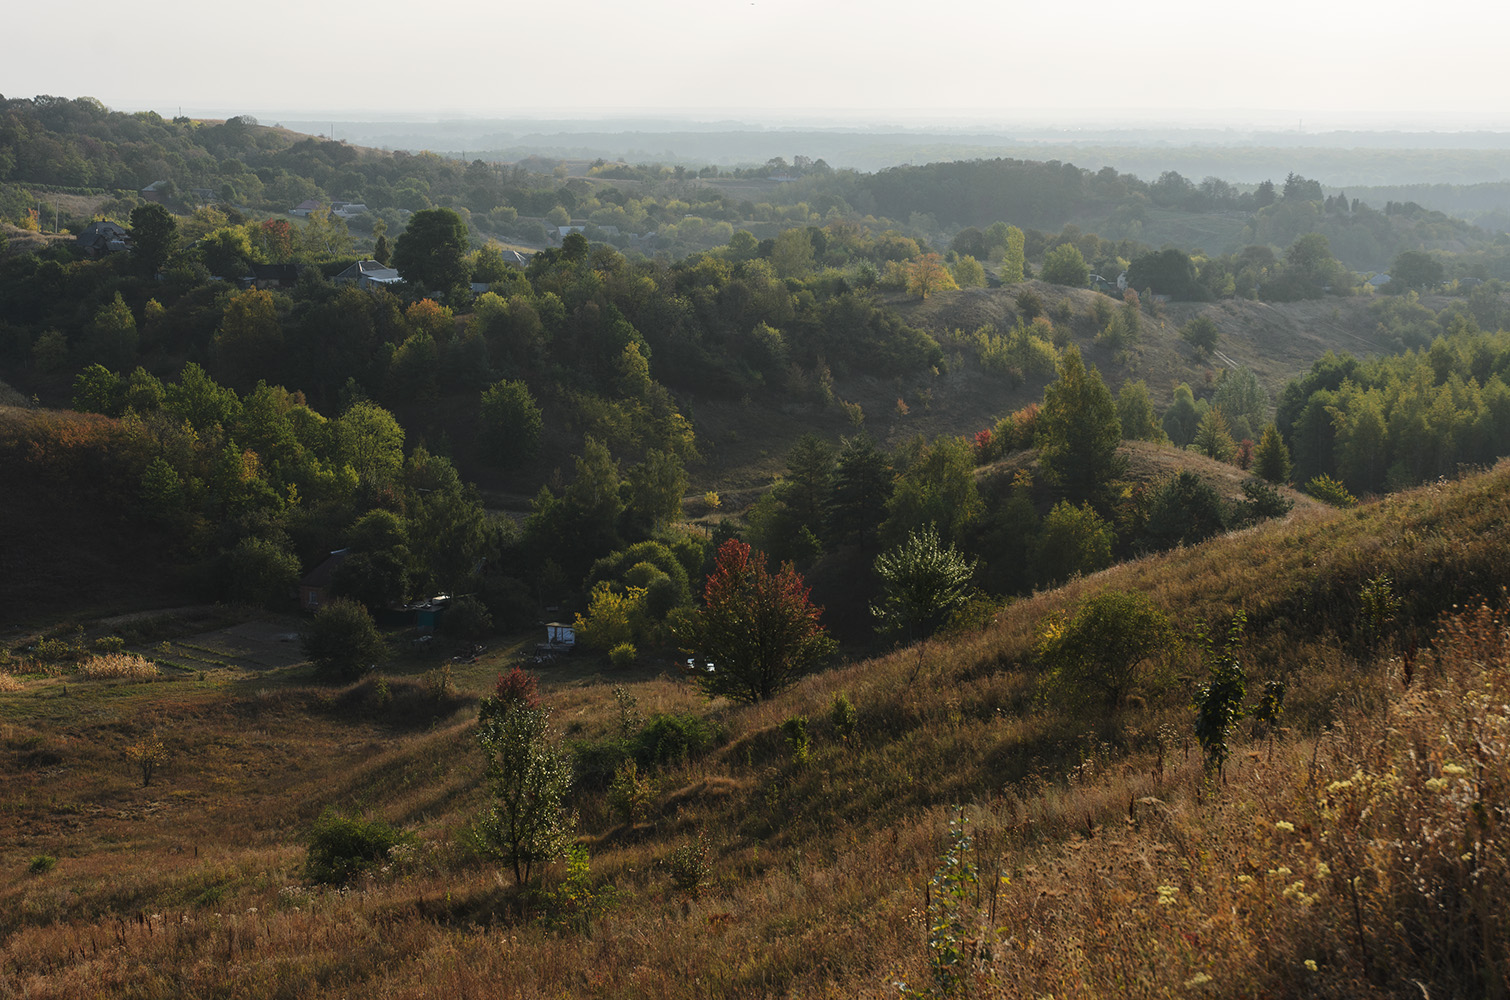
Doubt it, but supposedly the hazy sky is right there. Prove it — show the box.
[8,0,1510,129]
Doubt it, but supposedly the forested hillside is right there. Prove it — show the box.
[9,94,1510,654]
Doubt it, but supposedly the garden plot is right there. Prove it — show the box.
[145,621,308,675]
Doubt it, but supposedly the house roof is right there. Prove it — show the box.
[250,263,300,281]
[333,260,400,283]
[82,221,128,237]
[299,549,349,589]
[293,199,323,211]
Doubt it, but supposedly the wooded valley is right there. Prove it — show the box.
[2,94,1508,999]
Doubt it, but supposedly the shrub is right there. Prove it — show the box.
[1141,471,1228,550]
[440,595,492,639]
[33,633,83,663]
[1305,473,1357,507]
[490,666,540,711]
[1014,289,1044,320]
[574,584,645,651]
[541,844,614,933]
[223,537,300,609]
[830,692,858,746]
[1192,614,1247,780]
[780,715,810,765]
[1180,314,1220,354]
[1040,590,1178,708]
[570,737,632,790]
[92,635,125,654]
[1034,500,1113,586]
[608,642,637,668]
[124,730,169,786]
[634,713,718,769]
[915,813,993,997]
[607,758,655,824]
[303,809,414,885]
[1237,477,1294,525]
[302,598,387,681]
[666,836,710,897]
[1357,573,1400,651]
[421,663,455,700]
[28,855,57,875]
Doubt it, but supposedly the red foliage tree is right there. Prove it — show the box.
[682,539,836,703]
[494,666,541,709]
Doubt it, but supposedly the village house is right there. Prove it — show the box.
[333,259,402,288]
[243,263,302,290]
[76,221,132,257]
[298,549,349,611]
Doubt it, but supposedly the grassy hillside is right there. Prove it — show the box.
[3,459,1508,998]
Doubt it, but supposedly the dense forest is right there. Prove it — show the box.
[8,94,1510,642]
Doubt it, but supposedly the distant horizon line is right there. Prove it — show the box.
[62,99,1510,135]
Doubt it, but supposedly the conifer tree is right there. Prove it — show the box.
[1193,406,1239,463]
[1254,424,1292,483]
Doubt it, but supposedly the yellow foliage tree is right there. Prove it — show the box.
[405,298,455,341]
[574,585,647,650]
[906,253,959,300]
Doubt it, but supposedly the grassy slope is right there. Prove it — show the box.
[3,461,1509,998]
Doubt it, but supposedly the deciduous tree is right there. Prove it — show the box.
[998,224,1026,283]
[214,288,284,389]
[392,207,471,295]
[301,598,387,680]
[680,539,835,704]
[1390,250,1443,292]
[1116,380,1166,443]
[1040,243,1089,287]
[1036,345,1123,498]
[1041,589,1176,708]
[129,202,177,272]
[478,379,542,466]
[906,253,958,299]
[475,677,573,886]
[871,525,977,645]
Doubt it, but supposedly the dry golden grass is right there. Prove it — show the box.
[3,463,1510,997]
[76,652,159,680]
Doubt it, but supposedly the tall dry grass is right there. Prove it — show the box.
[76,652,159,680]
[3,464,1510,997]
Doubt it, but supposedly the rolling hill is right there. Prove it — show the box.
[2,456,1507,998]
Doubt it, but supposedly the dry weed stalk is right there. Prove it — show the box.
[78,652,159,680]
